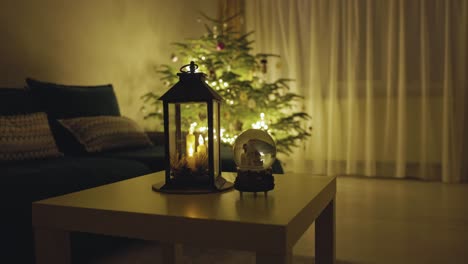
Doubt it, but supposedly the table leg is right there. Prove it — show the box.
[161,243,183,264]
[256,250,293,264]
[34,228,71,264]
[315,198,336,264]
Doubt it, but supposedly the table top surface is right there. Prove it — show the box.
[33,171,336,227]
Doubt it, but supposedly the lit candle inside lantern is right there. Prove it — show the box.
[188,145,195,157]
[187,145,195,169]
[186,124,196,157]
[197,134,206,155]
[186,123,196,170]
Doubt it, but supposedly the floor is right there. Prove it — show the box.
[85,176,468,264]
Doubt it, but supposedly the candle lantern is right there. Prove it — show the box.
[152,61,233,193]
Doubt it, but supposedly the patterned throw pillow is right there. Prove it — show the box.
[58,116,153,153]
[0,112,63,161]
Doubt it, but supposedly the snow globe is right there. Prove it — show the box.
[233,129,276,194]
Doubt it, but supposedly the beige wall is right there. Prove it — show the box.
[0,0,217,127]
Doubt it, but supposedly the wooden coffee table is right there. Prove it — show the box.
[33,171,336,264]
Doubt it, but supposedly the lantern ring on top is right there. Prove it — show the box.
[179,61,198,74]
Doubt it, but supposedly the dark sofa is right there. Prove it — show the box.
[0,84,156,263]
[1,80,283,263]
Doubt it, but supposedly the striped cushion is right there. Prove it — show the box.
[0,112,63,161]
[58,116,153,153]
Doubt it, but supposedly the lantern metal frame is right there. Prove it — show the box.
[152,61,233,194]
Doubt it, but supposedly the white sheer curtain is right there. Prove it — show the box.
[245,0,467,182]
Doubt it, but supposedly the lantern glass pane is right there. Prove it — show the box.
[170,102,210,184]
[167,103,178,175]
[213,101,220,177]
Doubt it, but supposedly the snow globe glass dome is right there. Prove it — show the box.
[233,129,277,171]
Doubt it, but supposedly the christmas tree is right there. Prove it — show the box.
[141,14,310,154]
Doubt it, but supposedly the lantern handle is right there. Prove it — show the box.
[180,61,198,73]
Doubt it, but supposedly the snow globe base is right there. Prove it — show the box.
[234,168,275,195]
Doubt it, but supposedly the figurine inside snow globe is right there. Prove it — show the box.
[233,129,276,195]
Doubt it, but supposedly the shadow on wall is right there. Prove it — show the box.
[0,29,50,87]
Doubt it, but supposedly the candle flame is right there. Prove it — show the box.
[198,134,204,145]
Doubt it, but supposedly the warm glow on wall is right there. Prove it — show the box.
[0,0,218,127]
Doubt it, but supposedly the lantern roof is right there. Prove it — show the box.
[159,62,223,103]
